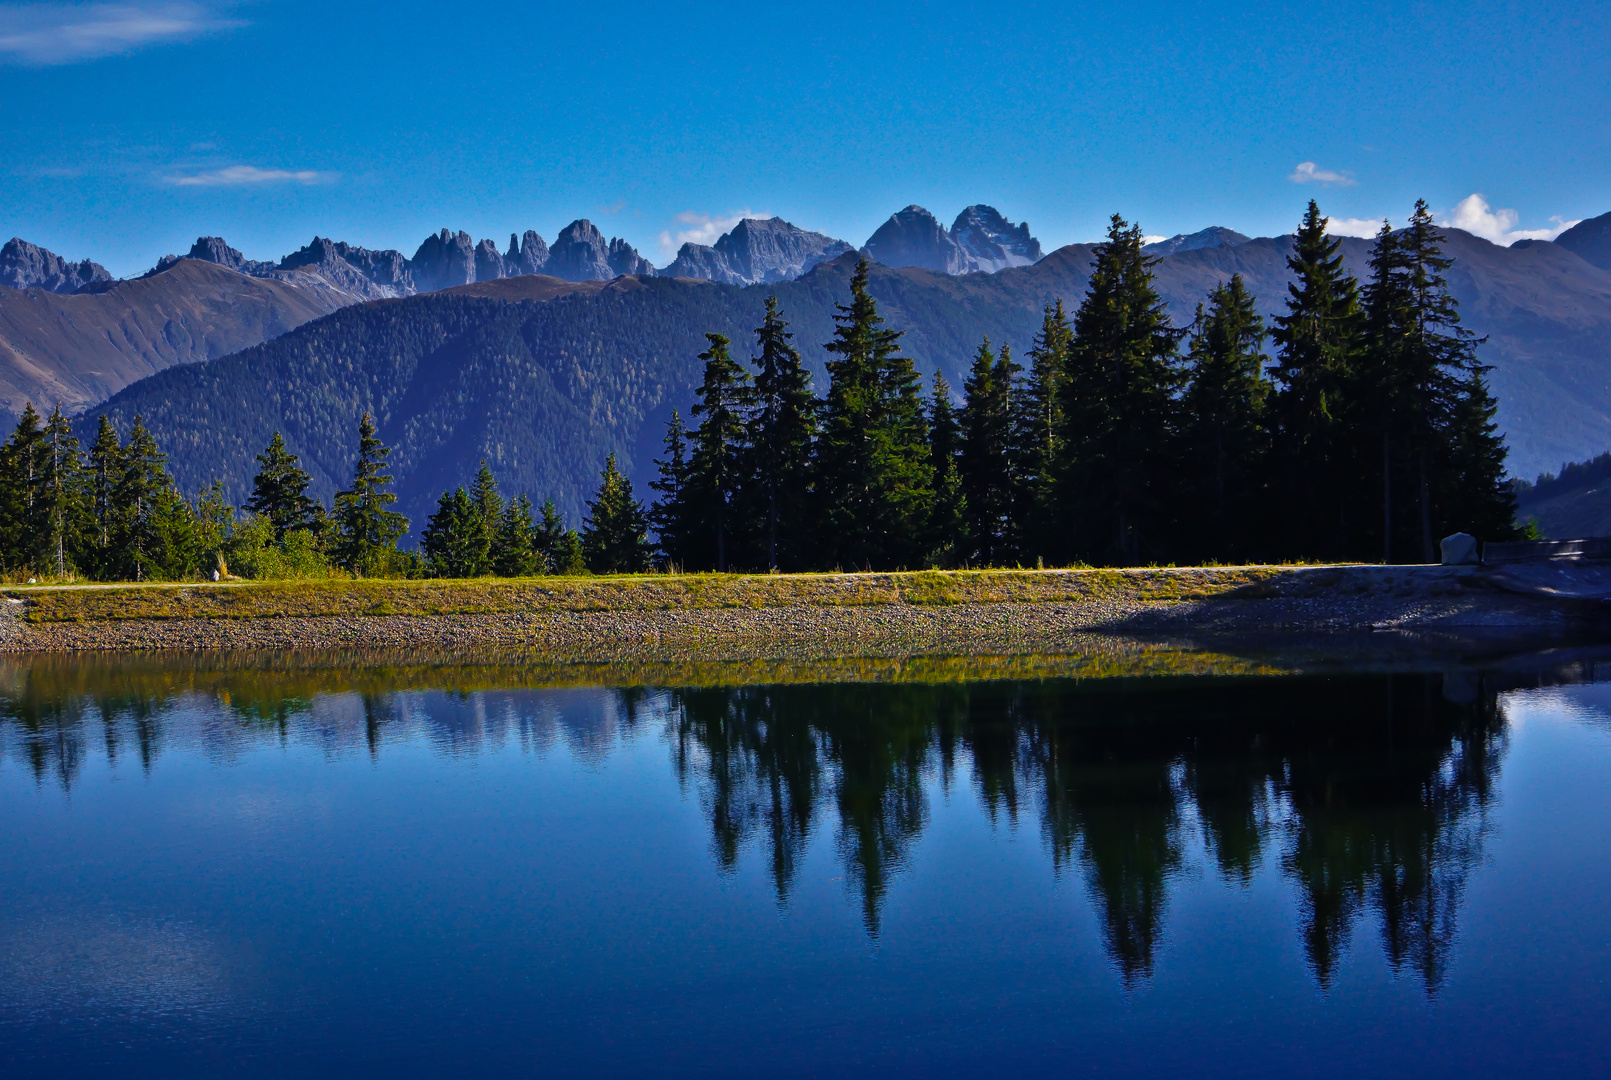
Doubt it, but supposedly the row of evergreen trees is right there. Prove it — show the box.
[646,199,1517,570]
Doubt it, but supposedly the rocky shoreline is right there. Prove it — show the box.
[1,565,1600,658]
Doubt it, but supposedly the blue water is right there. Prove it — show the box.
[2,655,1609,1077]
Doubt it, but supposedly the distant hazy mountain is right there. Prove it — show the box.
[863,204,1043,274]
[1555,210,1611,272]
[88,226,1611,529]
[0,238,113,294]
[1142,227,1251,257]
[660,217,854,284]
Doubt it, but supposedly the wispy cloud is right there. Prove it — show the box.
[165,164,333,187]
[657,209,764,258]
[0,1,242,66]
[1289,161,1357,187]
[1442,194,1579,246]
[1323,216,1387,239]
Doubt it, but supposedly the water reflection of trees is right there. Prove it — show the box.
[0,658,1544,992]
[662,673,1510,992]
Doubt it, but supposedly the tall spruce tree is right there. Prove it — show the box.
[686,333,754,571]
[332,413,409,575]
[536,498,584,574]
[111,415,191,581]
[421,487,486,577]
[40,406,88,577]
[1179,276,1272,560]
[469,461,504,566]
[746,296,817,570]
[926,371,966,566]
[648,410,693,569]
[959,338,1020,565]
[494,494,541,576]
[1054,215,1185,564]
[1269,200,1365,559]
[1,404,46,573]
[1012,302,1072,559]
[815,258,931,569]
[582,453,650,573]
[86,415,122,577]
[245,432,318,541]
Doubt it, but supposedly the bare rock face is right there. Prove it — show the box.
[0,237,113,293]
[474,238,507,282]
[540,221,654,281]
[864,206,972,274]
[1143,227,1251,257]
[506,230,549,276]
[660,217,853,284]
[409,229,478,292]
[951,205,1041,272]
[279,237,415,298]
[149,236,277,278]
[608,237,655,277]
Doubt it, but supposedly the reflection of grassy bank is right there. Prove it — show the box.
[0,643,1289,703]
[9,566,1294,623]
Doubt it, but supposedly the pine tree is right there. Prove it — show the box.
[959,337,1020,565]
[332,413,409,575]
[926,371,966,566]
[469,461,504,569]
[86,415,122,577]
[40,406,89,578]
[536,498,585,574]
[582,453,650,573]
[686,333,754,571]
[648,410,693,569]
[746,296,817,570]
[246,432,318,541]
[1179,276,1272,560]
[110,415,187,581]
[1,404,46,573]
[1054,215,1185,564]
[1269,200,1365,559]
[494,494,541,576]
[815,258,931,569]
[422,487,486,577]
[1012,302,1072,558]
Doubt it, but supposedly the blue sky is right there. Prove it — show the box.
[1,0,1607,277]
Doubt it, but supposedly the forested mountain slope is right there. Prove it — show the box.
[87,231,1611,530]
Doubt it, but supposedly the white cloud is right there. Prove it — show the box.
[1289,161,1357,187]
[1441,193,1580,247]
[1323,216,1386,239]
[165,165,333,187]
[657,209,764,258]
[0,2,241,66]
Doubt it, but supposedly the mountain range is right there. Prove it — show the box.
[5,204,1611,530]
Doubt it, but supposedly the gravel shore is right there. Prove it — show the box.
[1,565,1597,657]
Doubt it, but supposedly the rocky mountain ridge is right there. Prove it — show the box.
[862,204,1043,275]
[1,237,114,294]
[661,217,854,285]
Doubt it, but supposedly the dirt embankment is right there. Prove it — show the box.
[0,564,1597,657]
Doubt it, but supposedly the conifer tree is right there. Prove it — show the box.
[1012,302,1072,556]
[111,415,189,581]
[422,487,486,577]
[536,497,585,574]
[1054,215,1185,563]
[1269,200,1365,558]
[469,461,504,565]
[193,480,233,575]
[582,453,650,573]
[686,333,754,571]
[959,338,1020,565]
[332,413,409,575]
[86,415,122,576]
[245,432,318,541]
[815,258,931,569]
[1,404,46,572]
[648,410,693,569]
[926,371,966,566]
[40,406,88,577]
[494,494,541,576]
[1179,276,1272,560]
[746,296,817,570]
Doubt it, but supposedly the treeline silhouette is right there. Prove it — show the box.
[1,661,1515,993]
[637,200,1517,571]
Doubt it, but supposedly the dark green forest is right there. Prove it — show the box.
[0,201,1517,580]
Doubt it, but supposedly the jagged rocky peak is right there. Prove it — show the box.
[951,205,1041,272]
[151,236,277,277]
[661,217,854,285]
[279,237,416,299]
[0,237,113,294]
[542,220,654,282]
[1142,227,1252,257]
[409,229,477,292]
[474,238,507,282]
[1554,210,1611,272]
[506,230,549,276]
[864,205,971,275]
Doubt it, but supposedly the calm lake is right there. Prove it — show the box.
[2,645,1609,1078]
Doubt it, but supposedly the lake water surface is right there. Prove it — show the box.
[2,647,1609,1077]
